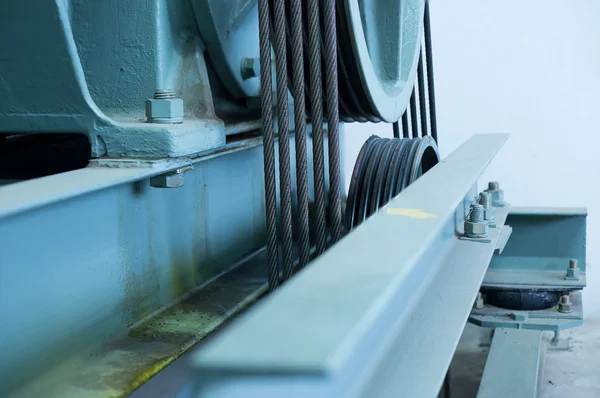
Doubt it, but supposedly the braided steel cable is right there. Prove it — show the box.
[392,121,400,139]
[257,0,279,291]
[322,0,343,243]
[409,90,418,138]
[417,51,428,137]
[306,0,328,255]
[289,0,310,269]
[272,0,294,281]
[424,0,438,143]
[401,112,409,138]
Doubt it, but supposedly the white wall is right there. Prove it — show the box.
[343,0,600,315]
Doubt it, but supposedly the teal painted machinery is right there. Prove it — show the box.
[0,1,586,398]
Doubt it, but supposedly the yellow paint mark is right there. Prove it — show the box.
[386,208,437,219]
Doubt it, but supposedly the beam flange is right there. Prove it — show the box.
[190,134,509,397]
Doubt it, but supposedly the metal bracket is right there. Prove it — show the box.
[469,291,583,331]
[482,207,587,290]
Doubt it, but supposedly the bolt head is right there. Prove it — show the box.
[464,220,489,238]
[484,187,504,206]
[558,301,573,313]
[241,57,260,79]
[558,295,573,313]
[565,267,581,280]
[475,296,484,309]
[146,98,184,124]
[150,173,184,188]
[488,181,500,190]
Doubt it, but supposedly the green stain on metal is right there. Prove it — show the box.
[10,252,268,398]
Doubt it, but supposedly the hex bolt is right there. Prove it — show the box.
[488,181,499,191]
[153,89,176,99]
[464,204,488,238]
[150,165,193,188]
[241,57,260,80]
[565,258,581,280]
[146,89,184,124]
[478,192,496,222]
[558,294,572,313]
[474,292,484,309]
[484,181,505,206]
[469,204,484,222]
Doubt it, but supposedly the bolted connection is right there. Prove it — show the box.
[150,166,193,188]
[241,57,260,80]
[146,89,184,124]
[565,258,581,280]
[464,204,488,238]
[474,292,484,309]
[558,294,572,313]
[469,204,484,223]
[478,192,496,222]
[488,181,500,191]
[153,89,176,99]
[484,181,504,206]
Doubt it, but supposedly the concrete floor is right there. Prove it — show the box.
[450,318,600,398]
[133,319,600,398]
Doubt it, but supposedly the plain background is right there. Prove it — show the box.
[343,0,600,318]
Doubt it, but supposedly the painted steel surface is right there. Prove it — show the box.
[0,147,266,396]
[0,0,225,157]
[484,208,587,289]
[189,134,508,397]
[477,329,544,398]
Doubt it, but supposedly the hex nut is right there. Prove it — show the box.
[241,57,260,80]
[474,292,484,309]
[558,295,572,313]
[484,188,504,206]
[146,98,184,124]
[150,173,184,188]
[566,267,580,279]
[464,220,488,238]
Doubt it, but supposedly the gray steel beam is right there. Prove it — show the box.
[190,134,509,398]
[0,143,268,396]
[477,328,544,398]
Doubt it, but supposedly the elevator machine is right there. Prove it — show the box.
[0,1,586,397]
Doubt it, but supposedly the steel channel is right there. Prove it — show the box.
[0,145,269,396]
[477,329,543,398]
[190,134,509,398]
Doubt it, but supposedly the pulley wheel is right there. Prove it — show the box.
[338,0,426,122]
[192,0,260,99]
[345,135,439,231]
